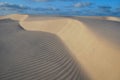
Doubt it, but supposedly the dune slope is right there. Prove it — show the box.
[21,16,120,80]
[58,17,120,80]
[0,19,89,80]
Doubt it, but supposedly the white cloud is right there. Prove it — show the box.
[0,2,30,10]
[31,0,79,2]
[73,2,92,8]
[32,0,50,2]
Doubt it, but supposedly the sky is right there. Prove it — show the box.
[0,0,120,16]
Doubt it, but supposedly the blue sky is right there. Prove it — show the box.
[0,0,120,16]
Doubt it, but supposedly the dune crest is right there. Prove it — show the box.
[0,14,28,21]
[105,17,120,22]
[72,16,120,22]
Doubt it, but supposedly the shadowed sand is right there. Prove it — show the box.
[0,14,120,80]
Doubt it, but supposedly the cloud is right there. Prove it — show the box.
[0,2,30,10]
[31,0,79,2]
[73,2,93,8]
[0,2,31,15]
[98,6,112,13]
[46,7,60,11]
[109,8,120,16]
[115,8,120,12]
[0,1,119,17]
[92,6,119,16]
[32,0,50,2]
[0,2,60,15]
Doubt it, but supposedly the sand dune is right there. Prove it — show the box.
[0,14,120,80]
[57,17,120,80]
[0,19,88,80]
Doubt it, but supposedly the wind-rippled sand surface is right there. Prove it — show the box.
[0,19,88,80]
[0,14,120,80]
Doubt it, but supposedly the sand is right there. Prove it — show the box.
[0,14,28,21]
[0,14,120,80]
[0,17,88,80]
